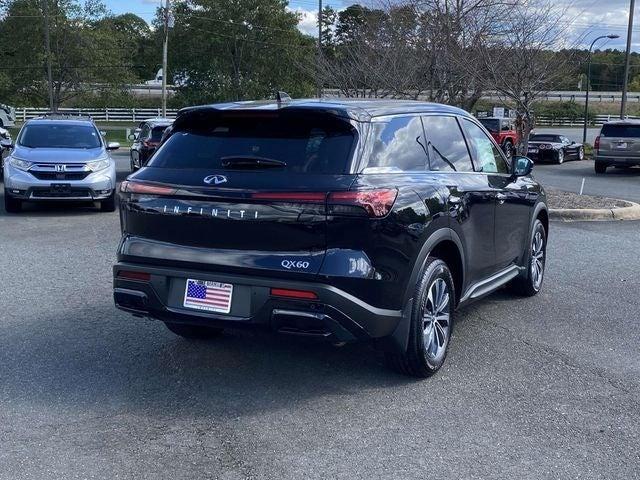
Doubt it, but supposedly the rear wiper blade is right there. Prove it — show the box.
[221,156,287,169]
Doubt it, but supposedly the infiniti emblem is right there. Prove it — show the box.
[203,174,227,185]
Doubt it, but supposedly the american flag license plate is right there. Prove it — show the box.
[183,279,233,313]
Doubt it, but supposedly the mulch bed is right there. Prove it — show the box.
[546,188,630,210]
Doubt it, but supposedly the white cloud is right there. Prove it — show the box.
[288,7,318,37]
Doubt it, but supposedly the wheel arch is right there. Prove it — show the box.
[383,228,465,354]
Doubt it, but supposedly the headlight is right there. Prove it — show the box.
[9,156,33,171]
[85,158,111,172]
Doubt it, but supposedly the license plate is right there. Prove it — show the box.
[183,279,233,313]
[529,148,538,154]
[616,142,628,150]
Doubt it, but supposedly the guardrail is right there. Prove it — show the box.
[15,107,179,122]
[534,114,640,127]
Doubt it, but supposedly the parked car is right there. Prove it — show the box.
[0,103,16,128]
[129,118,173,171]
[594,120,640,174]
[0,127,12,179]
[527,134,584,164]
[113,99,548,377]
[2,115,119,213]
[478,117,519,159]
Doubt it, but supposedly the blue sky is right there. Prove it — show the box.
[101,0,640,50]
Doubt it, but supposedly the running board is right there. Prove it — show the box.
[459,265,522,304]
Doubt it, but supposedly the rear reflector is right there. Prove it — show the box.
[117,270,151,282]
[270,288,318,300]
[120,181,176,196]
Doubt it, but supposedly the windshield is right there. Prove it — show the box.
[530,135,560,142]
[601,124,640,138]
[148,113,356,174]
[19,123,101,149]
[479,119,500,132]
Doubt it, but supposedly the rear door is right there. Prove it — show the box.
[423,114,497,284]
[599,123,640,159]
[121,110,359,278]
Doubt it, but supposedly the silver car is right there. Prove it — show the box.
[2,116,119,212]
[594,120,640,174]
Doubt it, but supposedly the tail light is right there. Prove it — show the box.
[327,189,398,217]
[250,188,398,218]
[594,135,600,150]
[120,180,176,195]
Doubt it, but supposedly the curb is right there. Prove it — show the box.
[549,202,640,222]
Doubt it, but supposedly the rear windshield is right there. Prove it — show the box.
[151,126,168,141]
[530,135,560,142]
[148,113,356,174]
[19,123,101,149]
[601,124,640,138]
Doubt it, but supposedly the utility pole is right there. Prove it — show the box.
[161,0,170,118]
[317,0,322,99]
[42,0,54,112]
[621,0,635,119]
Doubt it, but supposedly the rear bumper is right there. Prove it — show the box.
[595,154,640,166]
[113,262,406,347]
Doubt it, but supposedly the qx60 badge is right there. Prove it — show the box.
[203,174,227,185]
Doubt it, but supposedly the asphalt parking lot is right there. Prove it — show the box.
[1,152,639,479]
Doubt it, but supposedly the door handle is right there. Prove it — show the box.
[496,193,507,204]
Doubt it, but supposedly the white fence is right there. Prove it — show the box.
[15,107,179,122]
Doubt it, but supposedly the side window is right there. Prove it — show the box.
[422,115,473,172]
[361,115,428,172]
[462,119,510,174]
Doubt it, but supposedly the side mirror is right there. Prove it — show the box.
[127,133,136,141]
[100,131,107,137]
[106,142,120,151]
[1,139,14,150]
[513,155,533,177]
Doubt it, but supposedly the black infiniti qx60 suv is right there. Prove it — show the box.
[113,99,548,377]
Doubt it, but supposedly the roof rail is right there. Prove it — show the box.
[37,112,93,121]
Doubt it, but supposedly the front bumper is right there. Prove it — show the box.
[113,262,406,347]
[3,162,116,201]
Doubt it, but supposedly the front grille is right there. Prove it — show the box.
[30,171,91,181]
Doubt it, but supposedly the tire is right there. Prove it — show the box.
[502,140,514,160]
[4,189,21,213]
[556,149,564,164]
[577,147,584,161]
[164,322,224,339]
[386,257,455,377]
[594,162,607,174]
[510,219,546,297]
[99,191,116,212]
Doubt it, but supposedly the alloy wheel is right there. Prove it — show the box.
[422,278,451,361]
[530,229,545,290]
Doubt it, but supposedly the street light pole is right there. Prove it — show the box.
[621,0,635,119]
[317,0,323,98]
[161,0,170,118]
[583,34,619,144]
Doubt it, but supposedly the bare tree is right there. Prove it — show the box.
[479,0,577,154]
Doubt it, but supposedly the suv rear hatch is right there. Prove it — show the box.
[119,109,363,278]
[598,123,640,158]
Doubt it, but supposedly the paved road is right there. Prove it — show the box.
[1,154,640,479]
[533,159,640,203]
